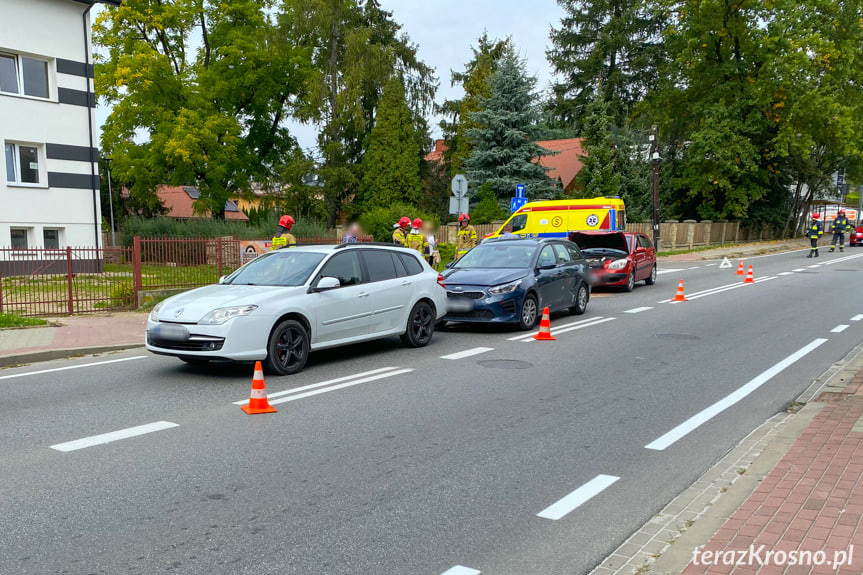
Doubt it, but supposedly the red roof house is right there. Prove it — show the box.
[156,186,249,221]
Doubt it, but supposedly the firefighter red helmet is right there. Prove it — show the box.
[458,213,470,222]
[279,215,295,228]
[412,218,423,228]
[811,213,820,219]
[398,216,411,228]
[838,210,846,216]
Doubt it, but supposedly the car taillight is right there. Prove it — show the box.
[437,273,446,289]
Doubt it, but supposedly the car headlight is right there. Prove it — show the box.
[488,280,521,295]
[198,305,259,325]
[149,301,164,322]
[607,258,629,270]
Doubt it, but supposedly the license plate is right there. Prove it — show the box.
[447,297,475,312]
[151,323,190,342]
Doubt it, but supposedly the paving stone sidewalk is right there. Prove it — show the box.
[680,369,863,575]
[659,239,810,263]
[0,312,146,360]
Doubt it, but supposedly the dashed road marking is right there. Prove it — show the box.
[778,272,793,276]
[512,317,617,342]
[50,421,179,452]
[537,475,620,520]
[0,356,148,381]
[852,315,863,322]
[657,269,685,275]
[441,567,481,575]
[233,367,400,405]
[624,307,653,314]
[507,317,605,341]
[687,266,701,270]
[645,338,828,451]
[705,263,717,267]
[831,325,850,333]
[792,269,806,272]
[808,264,821,268]
[441,347,494,360]
[268,368,414,405]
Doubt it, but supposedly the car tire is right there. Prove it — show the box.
[401,301,435,347]
[569,283,589,315]
[645,265,657,285]
[623,271,635,292]
[518,293,539,330]
[179,356,209,365]
[264,319,310,375]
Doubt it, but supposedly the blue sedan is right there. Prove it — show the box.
[441,237,591,330]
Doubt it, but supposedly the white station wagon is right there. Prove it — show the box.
[146,244,448,374]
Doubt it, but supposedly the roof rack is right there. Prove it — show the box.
[333,242,413,250]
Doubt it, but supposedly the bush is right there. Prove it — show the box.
[471,183,508,224]
[120,214,329,243]
[358,203,438,244]
[436,243,455,267]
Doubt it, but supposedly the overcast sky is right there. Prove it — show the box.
[94,0,566,155]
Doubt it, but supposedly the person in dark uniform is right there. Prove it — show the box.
[829,210,852,252]
[806,213,823,258]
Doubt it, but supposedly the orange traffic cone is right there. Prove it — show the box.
[736,260,745,275]
[533,307,556,341]
[241,361,277,414]
[743,265,755,284]
[672,279,688,302]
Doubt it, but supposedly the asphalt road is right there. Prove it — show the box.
[2,248,863,575]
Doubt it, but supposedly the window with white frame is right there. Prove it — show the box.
[43,228,60,249]
[0,53,49,99]
[5,142,42,185]
[10,228,29,249]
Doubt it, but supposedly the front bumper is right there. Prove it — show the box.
[850,234,863,246]
[145,316,269,361]
[442,287,522,324]
[589,267,629,286]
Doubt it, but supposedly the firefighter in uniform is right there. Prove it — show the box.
[271,215,296,250]
[829,210,852,252]
[455,213,477,259]
[806,213,823,258]
[392,216,410,246]
[406,218,428,255]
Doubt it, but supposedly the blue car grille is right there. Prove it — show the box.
[447,290,486,300]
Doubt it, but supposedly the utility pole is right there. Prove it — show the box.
[650,125,661,249]
[858,185,862,225]
[105,157,116,247]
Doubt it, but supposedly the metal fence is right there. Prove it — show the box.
[0,235,348,317]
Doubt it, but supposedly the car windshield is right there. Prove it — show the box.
[225,251,325,286]
[454,243,537,269]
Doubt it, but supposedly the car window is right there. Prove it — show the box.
[362,250,398,282]
[508,214,528,233]
[454,244,537,269]
[538,246,556,267]
[553,244,572,264]
[393,253,409,277]
[567,244,583,261]
[398,253,424,276]
[319,252,364,287]
[225,251,325,286]
[639,235,653,249]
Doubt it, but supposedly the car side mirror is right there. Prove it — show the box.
[538,263,556,271]
[312,276,341,292]
[636,247,647,253]
[445,261,455,269]
[218,275,227,284]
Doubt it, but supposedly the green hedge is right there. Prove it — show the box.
[120,214,329,243]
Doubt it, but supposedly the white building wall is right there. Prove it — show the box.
[0,0,102,249]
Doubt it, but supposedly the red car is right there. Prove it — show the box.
[570,231,657,291]
[850,226,863,247]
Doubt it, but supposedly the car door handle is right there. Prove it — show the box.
[358,292,370,298]
[401,281,412,286]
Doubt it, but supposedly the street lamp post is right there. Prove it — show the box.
[104,157,116,247]
[650,125,661,249]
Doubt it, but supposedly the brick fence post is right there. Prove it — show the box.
[133,236,143,296]
[667,221,679,250]
[684,219,697,250]
[216,236,223,278]
[66,246,74,314]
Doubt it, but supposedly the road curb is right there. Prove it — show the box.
[0,344,145,368]
[590,339,863,575]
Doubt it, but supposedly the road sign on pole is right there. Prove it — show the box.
[510,197,528,213]
[515,183,526,198]
[451,174,468,198]
[449,197,469,215]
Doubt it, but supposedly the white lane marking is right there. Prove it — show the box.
[831,325,850,333]
[269,369,414,405]
[441,347,494,360]
[441,567,481,575]
[808,264,821,268]
[657,298,671,304]
[50,421,178,452]
[624,307,653,314]
[852,315,863,322]
[512,317,617,342]
[233,367,399,405]
[537,475,620,520]
[687,266,701,270]
[793,269,806,272]
[0,356,147,381]
[657,269,685,275]
[666,276,776,303]
[645,338,828,451]
[822,252,863,265]
[705,263,717,267]
[778,272,793,276]
[507,317,603,341]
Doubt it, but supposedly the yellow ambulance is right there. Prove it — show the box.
[485,197,627,240]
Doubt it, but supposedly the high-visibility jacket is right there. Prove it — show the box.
[806,222,823,239]
[392,228,407,246]
[831,217,852,234]
[406,230,428,254]
[456,224,477,256]
[271,232,296,250]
